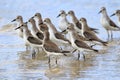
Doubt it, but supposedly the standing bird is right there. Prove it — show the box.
[42,30,68,64]
[32,13,48,32]
[67,23,98,60]
[99,7,120,40]
[43,18,71,47]
[79,18,107,46]
[15,23,43,58]
[11,16,30,50]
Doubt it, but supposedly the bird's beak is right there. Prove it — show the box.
[15,26,21,30]
[25,22,28,24]
[61,29,67,33]
[110,13,116,17]
[31,16,34,18]
[98,10,102,14]
[11,19,16,22]
[57,14,61,18]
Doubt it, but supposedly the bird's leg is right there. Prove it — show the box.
[81,51,85,61]
[25,44,30,51]
[110,30,113,40]
[26,45,28,51]
[72,49,77,53]
[77,51,80,60]
[36,47,39,54]
[107,30,110,41]
[55,57,58,64]
[25,44,31,51]
[83,54,86,61]
[48,56,51,64]
[32,49,36,59]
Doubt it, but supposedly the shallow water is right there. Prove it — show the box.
[0,0,120,80]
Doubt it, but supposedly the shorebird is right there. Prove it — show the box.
[32,13,48,32]
[67,23,98,60]
[11,16,30,50]
[79,17,107,46]
[15,23,43,58]
[11,15,24,38]
[99,7,120,40]
[43,18,71,47]
[110,10,120,25]
[57,10,70,33]
[67,10,98,35]
[42,30,69,64]
[27,18,44,41]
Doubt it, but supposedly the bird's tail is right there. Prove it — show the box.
[101,41,108,46]
[93,49,99,52]
[62,51,70,56]
[90,28,99,34]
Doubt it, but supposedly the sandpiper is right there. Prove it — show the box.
[43,18,71,47]
[42,30,69,64]
[67,23,98,60]
[67,10,98,35]
[99,7,120,40]
[27,18,44,41]
[57,10,70,33]
[12,16,30,50]
[79,17,107,46]
[32,13,48,32]
[110,10,120,25]
[15,23,43,58]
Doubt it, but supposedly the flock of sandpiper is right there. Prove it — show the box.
[11,7,120,64]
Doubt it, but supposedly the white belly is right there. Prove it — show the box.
[100,17,110,30]
[16,29,23,38]
[58,20,68,31]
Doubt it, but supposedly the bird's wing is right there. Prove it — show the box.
[74,40,91,49]
[43,41,61,53]
[40,24,48,31]
[83,31,98,41]
[55,32,70,43]
[27,36,42,45]
[75,21,82,29]
[36,32,44,40]
[109,20,120,28]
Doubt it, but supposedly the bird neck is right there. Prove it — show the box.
[59,16,69,25]
[71,15,78,23]
[23,27,31,38]
[118,17,120,22]
[68,30,74,42]
[44,31,50,41]
[36,16,43,24]
[81,22,87,32]
[30,22,38,32]
[46,23,58,33]
[17,19,23,26]
[102,10,110,20]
